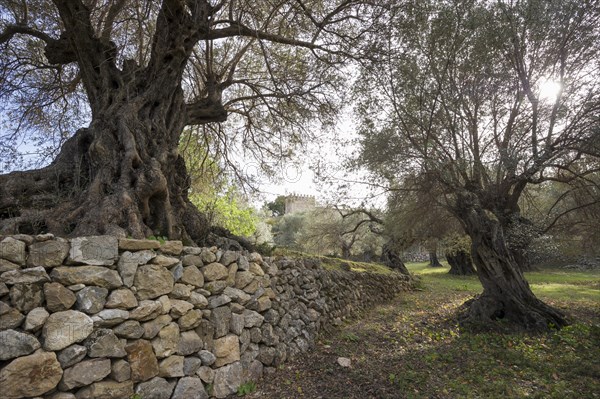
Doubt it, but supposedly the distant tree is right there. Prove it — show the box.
[443,234,476,276]
[271,213,306,251]
[298,207,382,259]
[265,196,287,217]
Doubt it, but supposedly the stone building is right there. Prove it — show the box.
[284,194,316,214]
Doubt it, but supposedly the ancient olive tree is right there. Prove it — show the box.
[0,0,374,241]
[355,0,600,329]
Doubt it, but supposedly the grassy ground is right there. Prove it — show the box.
[245,262,600,399]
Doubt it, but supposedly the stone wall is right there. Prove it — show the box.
[0,235,413,399]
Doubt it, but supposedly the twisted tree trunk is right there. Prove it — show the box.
[0,1,215,243]
[455,201,567,330]
[428,250,442,267]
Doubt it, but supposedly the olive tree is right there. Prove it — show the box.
[0,0,377,242]
[355,0,600,329]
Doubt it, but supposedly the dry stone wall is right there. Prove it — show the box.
[0,235,413,399]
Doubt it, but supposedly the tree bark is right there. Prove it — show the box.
[428,250,442,267]
[446,249,476,275]
[455,197,568,330]
[0,1,214,243]
[381,241,410,275]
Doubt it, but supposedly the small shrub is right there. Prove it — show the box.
[237,381,257,396]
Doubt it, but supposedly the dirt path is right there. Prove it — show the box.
[244,286,470,399]
[243,277,599,399]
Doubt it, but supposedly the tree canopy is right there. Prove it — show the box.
[0,0,381,240]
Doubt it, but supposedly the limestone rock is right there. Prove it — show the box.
[170,283,192,299]
[202,263,228,281]
[44,282,76,312]
[117,250,155,287]
[24,307,49,331]
[74,380,133,399]
[235,271,254,289]
[205,280,227,294]
[0,237,26,265]
[1,266,50,285]
[43,310,94,351]
[126,339,159,382]
[118,238,160,251]
[172,376,208,399]
[75,286,108,314]
[178,309,203,331]
[189,291,208,308]
[111,359,131,382]
[57,344,87,368]
[212,361,243,398]
[151,322,180,358]
[59,358,111,390]
[237,256,250,271]
[142,314,172,339]
[243,309,264,328]
[210,306,232,338]
[181,265,204,287]
[0,302,24,330]
[177,330,203,355]
[0,281,8,295]
[220,251,239,266]
[135,377,175,399]
[27,240,70,268]
[249,262,265,276]
[134,264,174,300]
[160,240,183,255]
[184,357,203,375]
[230,313,244,335]
[208,294,231,309]
[182,254,203,267]
[151,254,180,267]
[158,355,185,377]
[113,320,144,339]
[212,334,240,367]
[170,299,194,317]
[10,283,44,312]
[91,309,129,327]
[197,365,215,383]
[337,356,351,368]
[197,350,215,366]
[51,266,122,289]
[105,288,138,309]
[200,249,217,264]
[129,300,163,321]
[68,236,118,266]
[227,262,238,285]
[223,286,251,304]
[0,259,21,273]
[0,329,40,360]
[84,328,127,357]
[0,351,62,398]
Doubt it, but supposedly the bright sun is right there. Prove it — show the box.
[538,80,562,103]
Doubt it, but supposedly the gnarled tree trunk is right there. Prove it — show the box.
[455,200,567,330]
[428,249,442,267]
[0,1,214,243]
[381,240,410,275]
[446,249,476,275]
